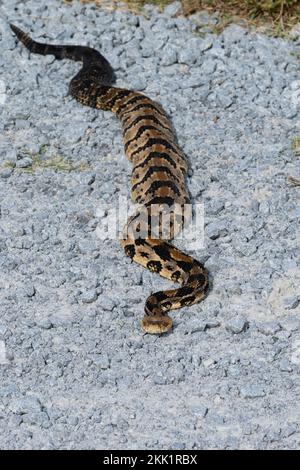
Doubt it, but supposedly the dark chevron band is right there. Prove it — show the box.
[129,137,183,160]
[131,165,180,192]
[144,180,181,197]
[133,151,178,170]
[122,102,168,122]
[123,113,171,136]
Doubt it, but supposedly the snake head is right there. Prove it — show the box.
[141,314,173,334]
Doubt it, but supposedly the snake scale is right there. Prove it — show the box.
[10,24,209,334]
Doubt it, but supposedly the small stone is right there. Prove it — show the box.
[281,425,298,438]
[127,15,139,27]
[0,168,13,178]
[10,396,42,414]
[100,297,116,311]
[282,318,299,332]
[16,157,33,168]
[200,38,213,52]
[153,375,167,385]
[206,220,228,239]
[22,411,50,427]
[190,323,206,333]
[216,92,234,109]
[36,318,52,329]
[257,321,281,336]
[22,284,36,298]
[26,142,41,154]
[78,240,98,254]
[10,414,23,427]
[117,376,133,388]
[81,289,98,304]
[201,59,216,75]
[207,200,225,215]
[191,404,208,418]
[0,325,8,337]
[140,39,155,58]
[2,149,17,162]
[69,416,79,426]
[204,299,222,317]
[225,317,248,334]
[232,238,258,257]
[92,353,110,369]
[160,45,178,66]
[203,358,216,368]
[63,122,89,144]
[279,359,293,372]
[240,385,266,399]
[205,320,221,329]
[283,296,299,310]
[164,1,181,17]
[15,119,31,129]
[178,44,199,64]
[222,24,247,44]
[130,78,146,91]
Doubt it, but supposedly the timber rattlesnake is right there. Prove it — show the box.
[10,24,209,334]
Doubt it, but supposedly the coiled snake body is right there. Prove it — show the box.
[11,25,209,334]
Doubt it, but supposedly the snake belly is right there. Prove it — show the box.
[10,24,209,334]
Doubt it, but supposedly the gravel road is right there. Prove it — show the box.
[0,0,300,450]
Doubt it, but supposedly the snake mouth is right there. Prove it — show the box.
[141,315,173,334]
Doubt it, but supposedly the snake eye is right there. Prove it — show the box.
[171,270,181,282]
[161,301,172,311]
[124,244,136,259]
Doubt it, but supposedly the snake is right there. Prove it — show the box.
[10,24,209,334]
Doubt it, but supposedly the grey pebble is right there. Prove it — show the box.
[16,157,33,168]
[200,38,213,52]
[62,122,89,144]
[200,59,216,75]
[191,404,208,418]
[206,219,228,239]
[178,41,200,64]
[216,92,234,109]
[1,148,17,162]
[129,78,146,91]
[15,119,31,130]
[10,396,42,415]
[160,45,178,66]
[81,289,98,304]
[0,168,13,178]
[164,1,181,17]
[78,240,98,254]
[225,317,248,334]
[100,297,116,311]
[283,296,299,310]
[153,375,167,385]
[240,385,266,399]
[222,24,247,44]
[279,359,293,372]
[257,322,281,336]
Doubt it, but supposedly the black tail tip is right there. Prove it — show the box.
[9,23,18,33]
[9,23,25,37]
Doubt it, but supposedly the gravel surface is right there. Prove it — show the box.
[0,0,300,450]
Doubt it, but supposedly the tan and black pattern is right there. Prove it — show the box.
[11,24,209,334]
